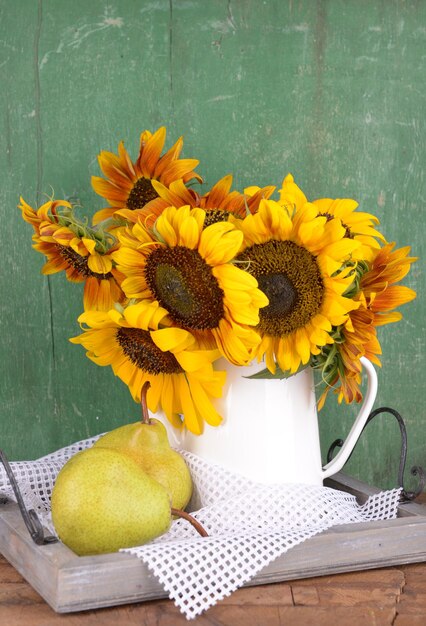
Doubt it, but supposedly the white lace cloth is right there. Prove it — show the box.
[0,437,402,620]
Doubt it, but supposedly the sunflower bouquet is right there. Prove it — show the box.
[19,127,417,435]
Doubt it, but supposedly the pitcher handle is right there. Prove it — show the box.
[321,357,378,480]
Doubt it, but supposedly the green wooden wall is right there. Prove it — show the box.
[1,0,424,490]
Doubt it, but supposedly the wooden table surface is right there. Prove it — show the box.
[1,552,426,626]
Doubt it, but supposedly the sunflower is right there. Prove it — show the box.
[358,242,417,323]
[19,197,125,311]
[70,300,226,434]
[315,310,377,410]
[316,242,417,408]
[91,127,201,225]
[279,174,385,261]
[113,204,268,365]
[118,174,275,228]
[234,199,361,374]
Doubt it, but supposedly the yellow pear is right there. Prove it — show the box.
[94,419,192,510]
[51,447,171,556]
[94,383,193,510]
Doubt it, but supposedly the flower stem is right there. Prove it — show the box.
[140,381,151,425]
[171,508,209,537]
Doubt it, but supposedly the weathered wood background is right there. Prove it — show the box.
[0,0,424,490]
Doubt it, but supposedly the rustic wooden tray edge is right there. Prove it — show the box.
[0,472,425,613]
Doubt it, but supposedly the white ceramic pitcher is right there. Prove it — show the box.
[165,357,377,486]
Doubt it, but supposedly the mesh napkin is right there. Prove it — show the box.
[0,437,401,620]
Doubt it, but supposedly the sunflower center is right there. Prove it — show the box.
[257,273,298,318]
[318,212,353,239]
[204,209,232,228]
[116,327,183,374]
[57,245,112,279]
[126,177,158,210]
[144,246,225,330]
[236,240,324,336]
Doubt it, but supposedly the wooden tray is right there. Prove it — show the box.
[0,472,425,613]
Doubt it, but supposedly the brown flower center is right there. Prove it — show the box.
[126,177,158,211]
[57,246,112,279]
[236,240,324,336]
[116,327,183,374]
[144,246,225,330]
[204,209,232,228]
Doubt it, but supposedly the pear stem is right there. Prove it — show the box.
[171,508,209,537]
[140,381,151,425]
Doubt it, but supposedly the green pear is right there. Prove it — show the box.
[51,447,171,556]
[94,418,193,511]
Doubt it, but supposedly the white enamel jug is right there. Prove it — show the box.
[164,357,377,486]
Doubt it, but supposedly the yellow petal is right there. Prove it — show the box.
[113,247,144,268]
[121,276,150,299]
[213,263,259,290]
[279,173,308,211]
[178,215,201,249]
[174,349,215,372]
[295,328,312,364]
[199,223,243,265]
[151,327,194,352]
[177,377,203,435]
[123,301,168,330]
[87,253,112,274]
[186,375,222,427]
[82,237,97,254]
